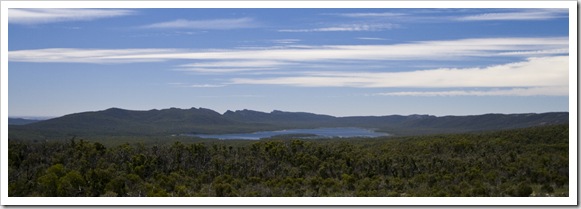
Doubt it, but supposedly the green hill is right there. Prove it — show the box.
[8,118,42,125]
[8,107,569,139]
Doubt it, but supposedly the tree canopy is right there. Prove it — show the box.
[9,124,569,197]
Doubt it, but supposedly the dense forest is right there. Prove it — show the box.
[8,124,569,197]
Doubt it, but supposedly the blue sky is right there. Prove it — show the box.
[7,7,570,117]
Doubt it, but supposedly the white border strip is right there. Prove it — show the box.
[566,2,578,205]
[1,0,577,206]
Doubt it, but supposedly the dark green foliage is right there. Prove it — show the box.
[513,183,534,197]
[8,124,569,197]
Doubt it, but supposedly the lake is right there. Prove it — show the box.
[191,127,389,140]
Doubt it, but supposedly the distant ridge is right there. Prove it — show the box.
[8,118,42,125]
[9,107,569,138]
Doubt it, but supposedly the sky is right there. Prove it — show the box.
[7,7,571,117]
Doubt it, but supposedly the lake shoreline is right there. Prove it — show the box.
[187,127,390,140]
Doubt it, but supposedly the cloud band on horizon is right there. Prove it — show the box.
[8,37,568,64]
[229,56,568,88]
[8,37,569,97]
[8,8,136,25]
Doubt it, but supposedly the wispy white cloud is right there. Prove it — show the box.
[279,23,398,32]
[10,37,568,64]
[179,60,288,68]
[457,9,568,21]
[357,37,388,41]
[9,8,135,25]
[188,84,225,88]
[168,82,186,86]
[124,31,207,38]
[140,18,258,30]
[373,86,568,97]
[197,94,264,98]
[271,39,301,44]
[330,9,569,23]
[336,12,406,18]
[229,56,568,90]
[175,60,288,74]
[169,83,225,88]
[176,68,277,74]
[9,48,187,63]
[497,48,569,56]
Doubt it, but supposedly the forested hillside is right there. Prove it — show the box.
[8,107,569,138]
[8,118,42,125]
[8,124,569,197]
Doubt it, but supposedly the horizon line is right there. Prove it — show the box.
[7,106,569,119]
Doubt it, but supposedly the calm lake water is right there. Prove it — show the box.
[191,127,389,140]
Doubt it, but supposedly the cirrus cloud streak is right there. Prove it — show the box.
[140,18,258,30]
[278,23,398,32]
[373,86,568,97]
[457,9,568,21]
[229,56,568,90]
[9,8,136,25]
[9,37,568,64]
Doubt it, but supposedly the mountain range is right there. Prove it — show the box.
[8,118,43,125]
[8,107,569,138]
